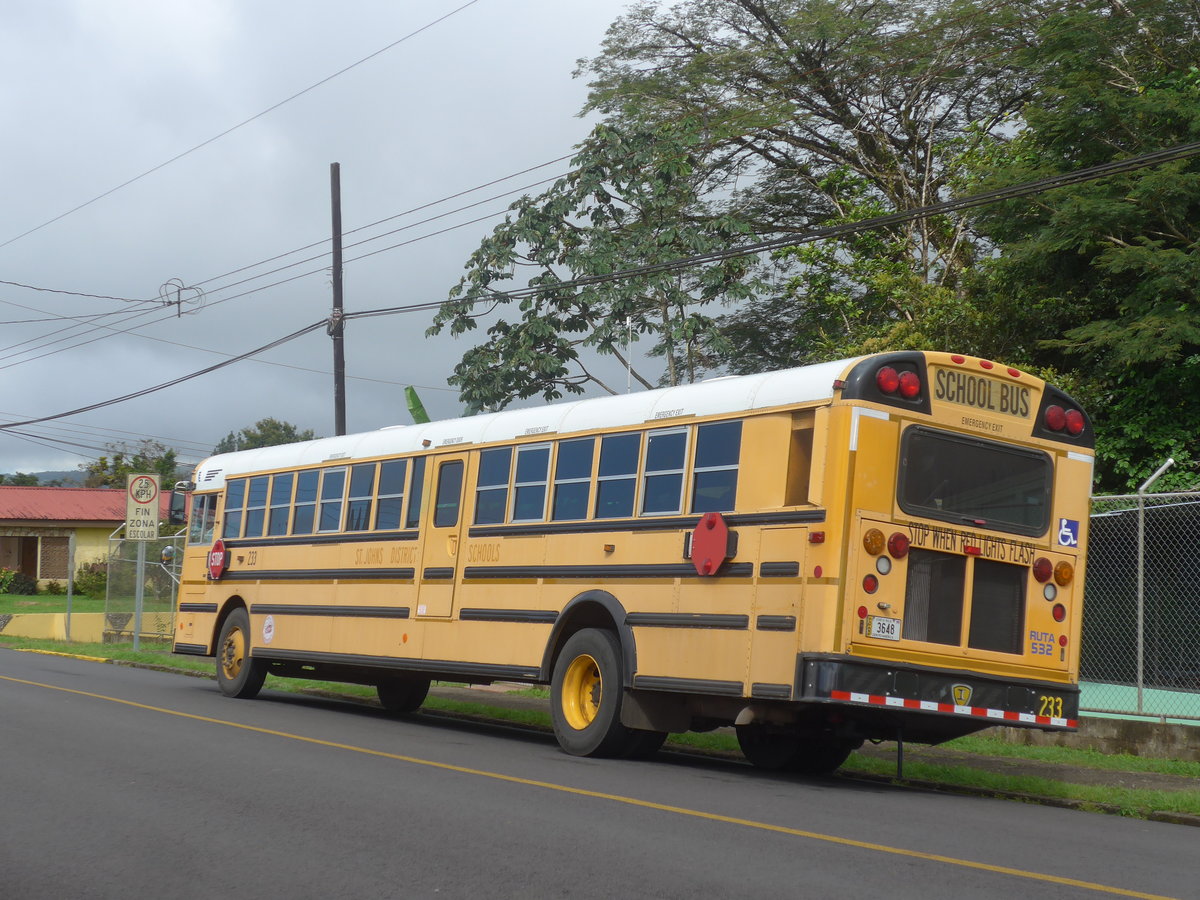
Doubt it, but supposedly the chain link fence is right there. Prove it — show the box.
[1083,492,1200,722]
[103,528,186,645]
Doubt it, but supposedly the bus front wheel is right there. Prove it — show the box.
[215,608,267,699]
[377,676,431,714]
[551,628,661,758]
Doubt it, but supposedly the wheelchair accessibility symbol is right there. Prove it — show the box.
[1058,518,1080,547]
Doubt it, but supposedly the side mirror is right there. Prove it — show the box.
[168,490,188,526]
[161,545,177,565]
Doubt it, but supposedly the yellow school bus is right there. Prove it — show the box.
[173,351,1091,772]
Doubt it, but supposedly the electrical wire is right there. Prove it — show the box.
[421,139,1200,301]
[3,111,1195,437]
[0,319,327,430]
[0,0,485,253]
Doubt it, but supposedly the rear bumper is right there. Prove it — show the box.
[798,654,1079,734]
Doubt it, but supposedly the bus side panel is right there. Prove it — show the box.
[748,526,806,695]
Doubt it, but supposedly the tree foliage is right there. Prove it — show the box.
[966,0,1200,489]
[81,441,180,488]
[213,418,317,454]
[436,0,1200,490]
[430,119,760,409]
[435,0,1033,407]
[0,472,40,486]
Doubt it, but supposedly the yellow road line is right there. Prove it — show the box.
[0,672,1177,900]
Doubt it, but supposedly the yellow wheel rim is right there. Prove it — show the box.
[561,653,602,731]
[220,624,246,682]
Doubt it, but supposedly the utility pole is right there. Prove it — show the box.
[330,162,347,436]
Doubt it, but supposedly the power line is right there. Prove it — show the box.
[0,0,484,252]
[0,320,327,430]
[0,279,151,304]
[0,161,569,365]
[348,139,1200,317]
[3,134,1194,437]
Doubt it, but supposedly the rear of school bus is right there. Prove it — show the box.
[799,350,1092,747]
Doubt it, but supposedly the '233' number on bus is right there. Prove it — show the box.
[1038,695,1064,718]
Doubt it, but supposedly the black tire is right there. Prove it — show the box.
[622,728,668,760]
[736,724,803,770]
[215,607,267,699]
[789,739,859,775]
[551,628,641,757]
[377,676,431,714]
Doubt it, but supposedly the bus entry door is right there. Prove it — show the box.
[415,453,468,618]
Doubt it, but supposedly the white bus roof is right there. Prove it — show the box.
[192,356,862,489]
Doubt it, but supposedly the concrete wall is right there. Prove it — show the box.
[0,612,106,642]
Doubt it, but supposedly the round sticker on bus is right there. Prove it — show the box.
[208,539,229,580]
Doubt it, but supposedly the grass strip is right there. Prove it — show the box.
[845,754,1200,819]
[942,734,1200,779]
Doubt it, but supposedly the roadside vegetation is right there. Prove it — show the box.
[3,633,1196,820]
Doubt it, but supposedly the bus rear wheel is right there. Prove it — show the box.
[377,676,431,714]
[551,628,663,758]
[736,726,856,774]
[215,608,267,699]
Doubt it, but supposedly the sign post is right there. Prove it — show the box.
[125,474,161,650]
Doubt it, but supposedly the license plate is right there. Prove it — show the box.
[867,616,901,641]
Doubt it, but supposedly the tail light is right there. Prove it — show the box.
[1052,604,1067,623]
[876,367,900,394]
[1044,404,1085,435]
[1033,558,1053,583]
[1054,561,1074,585]
[887,532,910,558]
[875,366,922,399]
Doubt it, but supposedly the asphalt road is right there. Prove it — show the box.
[0,648,1193,900]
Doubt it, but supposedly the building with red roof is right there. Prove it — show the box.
[0,485,171,584]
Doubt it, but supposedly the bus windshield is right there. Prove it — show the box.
[898,426,1052,536]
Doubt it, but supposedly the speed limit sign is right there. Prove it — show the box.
[125,473,161,540]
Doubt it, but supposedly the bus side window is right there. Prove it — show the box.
[434,461,464,528]
[374,459,408,530]
[691,421,742,513]
[595,433,640,519]
[292,470,319,534]
[642,429,688,515]
[318,468,347,532]
[405,457,426,530]
[244,476,269,537]
[346,463,376,531]
[785,426,814,507]
[513,444,550,521]
[475,448,512,525]
[552,438,594,520]
[268,473,294,536]
[223,479,246,538]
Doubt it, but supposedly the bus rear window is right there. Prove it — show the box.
[898,427,1051,537]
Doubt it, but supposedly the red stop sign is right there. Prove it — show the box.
[691,512,731,577]
[208,539,230,580]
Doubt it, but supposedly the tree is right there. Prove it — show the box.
[430,119,760,409]
[435,0,1037,404]
[81,441,180,488]
[213,418,317,454]
[0,472,40,486]
[965,0,1200,490]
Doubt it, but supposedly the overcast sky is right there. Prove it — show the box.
[0,0,639,477]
